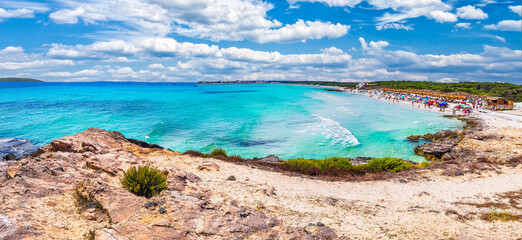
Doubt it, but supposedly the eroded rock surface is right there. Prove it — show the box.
[0,128,340,239]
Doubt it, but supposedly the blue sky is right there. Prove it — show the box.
[0,0,520,83]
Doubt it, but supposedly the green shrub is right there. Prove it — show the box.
[228,155,243,162]
[279,156,413,176]
[282,158,320,175]
[209,148,227,158]
[281,157,353,176]
[120,165,168,198]
[365,157,412,173]
[417,161,431,168]
[183,150,206,157]
[484,207,517,222]
[318,157,353,175]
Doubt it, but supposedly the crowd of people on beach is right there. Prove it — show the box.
[355,89,488,115]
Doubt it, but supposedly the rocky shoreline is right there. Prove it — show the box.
[411,115,520,164]
[0,125,521,239]
[0,128,342,239]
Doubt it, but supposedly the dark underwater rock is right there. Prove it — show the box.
[2,153,16,161]
[0,138,36,160]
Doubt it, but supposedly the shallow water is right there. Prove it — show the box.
[0,82,463,161]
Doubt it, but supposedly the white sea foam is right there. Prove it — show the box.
[312,115,360,146]
[0,138,15,144]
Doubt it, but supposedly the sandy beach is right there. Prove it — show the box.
[161,153,522,239]
[330,87,522,130]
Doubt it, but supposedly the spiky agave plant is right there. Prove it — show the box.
[120,165,168,198]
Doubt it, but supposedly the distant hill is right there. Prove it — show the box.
[0,77,43,82]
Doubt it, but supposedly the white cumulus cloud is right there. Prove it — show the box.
[456,5,488,20]
[455,22,472,29]
[47,0,349,43]
[0,8,34,20]
[50,7,106,24]
[428,11,458,23]
[484,20,522,31]
[246,20,349,43]
[148,63,165,69]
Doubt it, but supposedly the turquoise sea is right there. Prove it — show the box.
[0,82,463,162]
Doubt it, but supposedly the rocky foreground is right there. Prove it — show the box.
[1,127,521,239]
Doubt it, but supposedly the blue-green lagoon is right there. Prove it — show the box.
[0,82,463,162]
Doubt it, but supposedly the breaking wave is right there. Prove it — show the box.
[312,115,360,146]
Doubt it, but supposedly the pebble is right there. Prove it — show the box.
[227,175,236,181]
[159,207,167,214]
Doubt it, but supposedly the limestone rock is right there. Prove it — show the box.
[252,155,284,164]
[0,128,293,239]
[75,180,146,224]
[418,139,458,159]
[197,163,220,171]
[0,215,28,239]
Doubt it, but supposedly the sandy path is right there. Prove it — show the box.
[154,154,522,239]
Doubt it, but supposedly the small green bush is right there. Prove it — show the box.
[281,157,353,176]
[485,207,517,222]
[183,150,206,157]
[209,148,227,157]
[228,155,244,162]
[318,157,353,175]
[365,157,412,173]
[417,161,431,168]
[283,158,320,175]
[120,165,168,198]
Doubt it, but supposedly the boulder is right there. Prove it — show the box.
[126,137,164,149]
[2,153,16,161]
[197,163,220,171]
[418,139,458,160]
[406,135,422,141]
[252,155,284,164]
